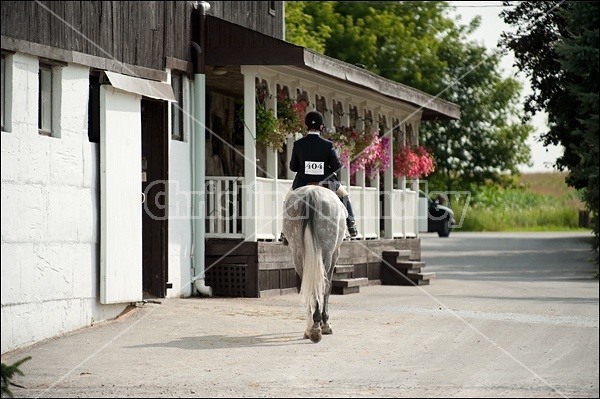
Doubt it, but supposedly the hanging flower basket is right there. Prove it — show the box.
[364,135,391,179]
[277,91,307,135]
[322,126,355,167]
[324,127,391,180]
[237,101,290,153]
[393,144,436,179]
[256,104,287,152]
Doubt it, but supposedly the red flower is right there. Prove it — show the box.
[393,145,436,179]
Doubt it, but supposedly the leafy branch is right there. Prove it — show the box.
[1,356,31,398]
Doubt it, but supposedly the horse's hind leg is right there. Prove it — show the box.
[304,303,323,343]
[321,294,333,335]
[321,253,336,335]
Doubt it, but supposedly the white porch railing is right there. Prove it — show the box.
[255,177,294,240]
[205,177,244,238]
[349,186,380,239]
[205,176,418,240]
[391,188,418,238]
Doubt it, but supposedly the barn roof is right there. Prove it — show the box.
[204,15,460,121]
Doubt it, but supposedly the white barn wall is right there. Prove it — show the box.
[167,75,194,298]
[1,54,127,354]
[168,140,194,297]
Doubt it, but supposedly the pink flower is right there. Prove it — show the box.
[393,145,435,179]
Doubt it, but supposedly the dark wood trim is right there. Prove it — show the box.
[38,57,68,67]
[1,36,167,82]
[165,56,192,75]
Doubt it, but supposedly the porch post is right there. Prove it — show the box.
[356,102,366,238]
[399,121,407,238]
[286,135,297,180]
[410,121,420,237]
[241,66,258,241]
[266,77,280,240]
[323,93,334,130]
[384,112,394,239]
[340,97,351,189]
[287,82,302,180]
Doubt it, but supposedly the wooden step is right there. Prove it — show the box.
[406,272,436,286]
[332,277,368,288]
[334,272,352,279]
[382,250,412,263]
[331,285,360,295]
[380,262,423,278]
[396,261,426,270]
[334,264,355,274]
[381,263,433,286]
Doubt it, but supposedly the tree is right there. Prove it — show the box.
[500,1,599,262]
[285,1,532,193]
[421,37,532,192]
[1,357,31,398]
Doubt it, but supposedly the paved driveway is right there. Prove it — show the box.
[2,232,598,398]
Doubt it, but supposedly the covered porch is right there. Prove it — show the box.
[196,16,460,296]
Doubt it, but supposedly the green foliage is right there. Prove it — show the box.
[451,184,584,232]
[284,2,332,53]
[255,104,284,152]
[1,356,31,398]
[237,102,288,153]
[286,1,455,94]
[500,1,599,263]
[421,40,533,192]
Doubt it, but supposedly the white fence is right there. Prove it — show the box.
[205,177,244,238]
[391,189,418,238]
[205,176,417,240]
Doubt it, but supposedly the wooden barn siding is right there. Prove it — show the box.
[1,1,192,73]
[208,1,284,39]
[258,243,297,296]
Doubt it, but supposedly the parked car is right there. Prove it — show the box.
[419,190,455,237]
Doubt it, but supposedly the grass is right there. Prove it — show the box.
[450,172,588,232]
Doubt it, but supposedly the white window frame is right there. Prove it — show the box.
[38,60,62,138]
[1,54,5,131]
[1,52,13,133]
[171,73,184,141]
[269,1,276,16]
[38,63,53,135]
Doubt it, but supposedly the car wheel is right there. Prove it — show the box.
[438,217,451,237]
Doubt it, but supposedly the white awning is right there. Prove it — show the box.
[104,71,176,102]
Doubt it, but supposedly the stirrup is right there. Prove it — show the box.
[279,232,289,246]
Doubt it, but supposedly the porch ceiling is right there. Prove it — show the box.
[204,15,460,121]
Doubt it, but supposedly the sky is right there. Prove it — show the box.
[449,1,563,173]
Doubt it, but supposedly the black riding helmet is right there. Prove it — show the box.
[305,111,325,131]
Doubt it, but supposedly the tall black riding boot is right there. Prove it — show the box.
[341,195,358,237]
[279,231,288,246]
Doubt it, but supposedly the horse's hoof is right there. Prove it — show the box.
[309,328,322,343]
[321,324,333,335]
[303,332,310,339]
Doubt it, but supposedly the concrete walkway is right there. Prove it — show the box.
[2,232,598,398]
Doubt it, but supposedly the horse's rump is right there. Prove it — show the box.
[282,186,346,306]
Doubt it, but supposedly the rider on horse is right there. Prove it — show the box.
[280,111,358,246]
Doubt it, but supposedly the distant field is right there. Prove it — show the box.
[518,171,584,208]
[451,172,587,232]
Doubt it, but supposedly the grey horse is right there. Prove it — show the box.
[282,185,347,343]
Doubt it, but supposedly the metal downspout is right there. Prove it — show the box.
[191,1,212,297]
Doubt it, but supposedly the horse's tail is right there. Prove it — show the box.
[300,191,325,311]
